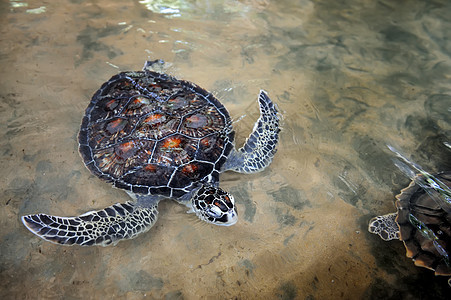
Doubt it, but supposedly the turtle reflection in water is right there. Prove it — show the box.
[21,61,280,246]
[369,172,451,277]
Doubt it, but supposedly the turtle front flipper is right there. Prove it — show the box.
[224,90,280,173]
[21,202,158,246]
[368,213,400,241]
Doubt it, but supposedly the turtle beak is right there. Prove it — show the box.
[218,208,238,226]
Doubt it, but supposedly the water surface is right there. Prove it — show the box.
[1,0,451,299]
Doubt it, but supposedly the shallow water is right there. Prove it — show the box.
[1,0,451,299]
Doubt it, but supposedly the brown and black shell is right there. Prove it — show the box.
[78,70,235,199]
[395,172,451,275]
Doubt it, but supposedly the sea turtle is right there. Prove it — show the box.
[368,172,451,276]
[21,61,280,246]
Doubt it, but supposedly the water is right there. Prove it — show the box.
[1,0,451,298]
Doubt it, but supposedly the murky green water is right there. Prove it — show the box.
[1,0,450,299]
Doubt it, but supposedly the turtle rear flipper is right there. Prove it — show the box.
[21,202,158,247]
[368,213,400,241]
[224,90,280,173]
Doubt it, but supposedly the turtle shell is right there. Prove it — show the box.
[78,70,235,199]
[395,172,451,275]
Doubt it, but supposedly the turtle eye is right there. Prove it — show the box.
[207,206,223,218]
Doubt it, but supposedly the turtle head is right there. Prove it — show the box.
[191,185,238,226]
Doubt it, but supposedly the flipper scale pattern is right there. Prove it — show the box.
[21,202,158,246]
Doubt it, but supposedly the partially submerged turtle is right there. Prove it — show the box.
[21,61,280,246]
[368,172,451,275]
